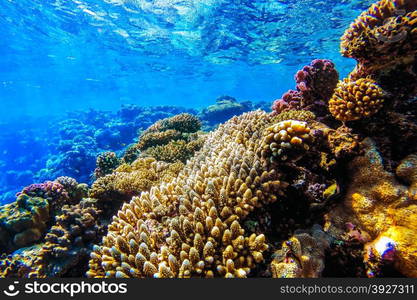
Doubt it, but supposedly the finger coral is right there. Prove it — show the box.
[328,78,385,122]
[87,111,289,278]
[261,120,314,163]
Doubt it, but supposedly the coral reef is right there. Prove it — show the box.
[94,152,122,179]
[199,96,253,128]
[328,78,385,122]
[261,120,314,163]
[341,0,417,71]
[272,59,339,117]
[271,225,331,278]
[0,195,50,252]
[325,139,417,277]
[87,111,288,278]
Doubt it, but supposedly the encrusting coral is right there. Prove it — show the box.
[328,77,385,122]
[324,139,417,277]
[341,0,417,70]
[87,111,289,278]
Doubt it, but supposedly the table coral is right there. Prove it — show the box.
[325,139,417,277]
[87,111,289,278]
[328,78,385,122]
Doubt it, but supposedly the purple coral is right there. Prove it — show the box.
[272,59,339,116]
[17,181,69,201]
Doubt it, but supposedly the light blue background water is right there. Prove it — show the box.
[0,0,375,120]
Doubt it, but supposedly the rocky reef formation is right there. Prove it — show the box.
[0,0,416,279]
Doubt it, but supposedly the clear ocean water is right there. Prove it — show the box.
[0,0,375,204]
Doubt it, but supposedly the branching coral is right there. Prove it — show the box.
[261,120,314,163]
[328,78,385,122]
[94,152,122,179]
[144,135,206,163]
[89,157,184,202]
[272,59,339,116]
[87,111,289,278]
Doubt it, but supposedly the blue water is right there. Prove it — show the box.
[0,0,375,204]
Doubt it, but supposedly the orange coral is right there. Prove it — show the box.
[325,139,417,277]
[328,78,385,122]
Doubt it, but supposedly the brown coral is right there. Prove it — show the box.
[87,111,288,278]
[271,228,329,278]
[341,0,417,69]
[89,157,184,202]
[328,78,385,122]
[0,195,50,252]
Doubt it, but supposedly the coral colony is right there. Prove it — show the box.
[0,0,417,278]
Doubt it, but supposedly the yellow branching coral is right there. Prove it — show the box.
[328,78,385,122]
[89,157,183,202]
[261,120,313,163]
[87,111,288,278]
[325,139,417,277]
[137,129,184,151]
[341,0,417,69]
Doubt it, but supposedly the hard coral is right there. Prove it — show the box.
[271,226,330,278]
[87,111,288,278]
[325,139,417,277]
[341,0,417,69]
[272,59,339,116]
[261,120,314,163]
[328,78,385,122]
[0,195,50,252]
[94,152,122,179]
